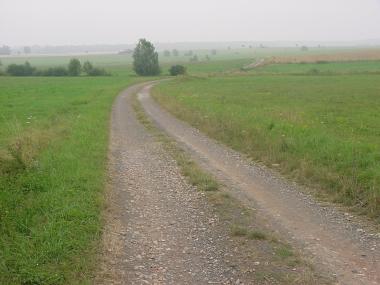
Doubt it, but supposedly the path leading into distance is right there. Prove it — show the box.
[138,83,380,285]
[95,83,266,284]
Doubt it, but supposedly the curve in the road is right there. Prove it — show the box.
[138,83,380,285]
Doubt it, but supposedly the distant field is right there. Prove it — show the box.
[0,53,250,75]
[0,53,132,68]
[153,74,380,219]
[271,47,380,63]
[0,72,146,284]
[253,60,380,75]
[2,46,374,75]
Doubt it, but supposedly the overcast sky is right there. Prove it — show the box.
[1,0,380,46]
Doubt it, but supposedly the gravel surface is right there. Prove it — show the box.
[140,83,380,285]
[95,83,263,284]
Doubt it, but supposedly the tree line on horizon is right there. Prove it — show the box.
[3,59,109,77]
[1,39,186,77]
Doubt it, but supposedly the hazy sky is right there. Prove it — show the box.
[1,0,380,45]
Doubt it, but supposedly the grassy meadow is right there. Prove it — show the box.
[152,63,380,219]
[0,63,148,284]
[1,46,380,284]
[0,51,254,284]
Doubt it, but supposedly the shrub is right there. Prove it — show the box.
[316,60,329,64]
[169,65,186,76]
[6,62,35,76]
[308,68,320,75]
[189,55,198,62]
[68,58,81,76]
[5,59,109,77]
[86,67,109,76]
[133,39,160,76]
[82,61,109,76]
[36,67,68,76]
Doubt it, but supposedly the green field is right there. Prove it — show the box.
[0,53,254,284]
[0,52,249,284]
[1,48,380,283]
[153,71,380,219]
[0,65,149,284]
[2,46,370,76]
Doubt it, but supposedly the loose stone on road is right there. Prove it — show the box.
[96,83,255,284]
[95,82,379,285]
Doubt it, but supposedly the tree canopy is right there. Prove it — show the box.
[133,39,160,76]
[68,58,81,76]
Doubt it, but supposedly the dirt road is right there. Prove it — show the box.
[138,83,380,285]
[97,83,310,284]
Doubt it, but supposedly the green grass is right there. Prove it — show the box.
[152,74,380,219]
[0,71,147,284]
[248,230,267,240]
[1,49,377,283]
[0,53,248,285]
[230,225,248,236]
[172,58,251,74]
[276,246,294,259]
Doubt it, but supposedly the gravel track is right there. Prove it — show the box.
[95,83,267,284]
[139,83,380,285]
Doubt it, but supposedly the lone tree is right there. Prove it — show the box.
[68,58,81,76]
[133,39,160,76]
